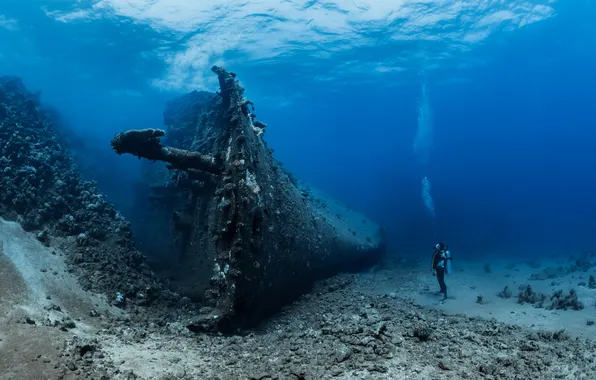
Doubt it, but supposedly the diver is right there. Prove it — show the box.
[431,242,452,301]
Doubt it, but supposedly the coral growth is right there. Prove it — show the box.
[0,75,161,303]
[517,285,546,307]
[548,289,584,311]
[516,284,583,311]
[0,77,120,237]
[498,286,512,299]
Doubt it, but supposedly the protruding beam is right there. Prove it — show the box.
[110,128,221,174]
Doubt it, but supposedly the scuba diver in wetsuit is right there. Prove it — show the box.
[431,242,451,301]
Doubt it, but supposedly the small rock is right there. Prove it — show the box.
[413,323,432,341]
[59,318,76,331]
[334,344,352,363]
[330,367,343,377]
[368,364,388,373]
[391,336,404,345]
[373,321,387,337]
[46,304,62,312]
[438,361,451,371]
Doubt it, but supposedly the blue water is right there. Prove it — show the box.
[1,1,594,260]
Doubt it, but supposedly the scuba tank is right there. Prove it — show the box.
[444,250,452,274]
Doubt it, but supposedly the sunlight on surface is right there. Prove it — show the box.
[39,0,555,91]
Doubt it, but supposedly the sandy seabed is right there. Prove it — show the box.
[2,218,596,380]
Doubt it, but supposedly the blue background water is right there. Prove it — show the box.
[1,1,594,260]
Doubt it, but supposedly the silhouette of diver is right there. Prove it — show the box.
[431,242,452,301]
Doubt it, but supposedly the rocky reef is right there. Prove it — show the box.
[0,76,162,305]
[50,275,596,379]
[112,66,386,332]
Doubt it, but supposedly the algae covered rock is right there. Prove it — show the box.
[0,75,160,301]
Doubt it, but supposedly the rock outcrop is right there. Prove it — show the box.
[0,76,161,304]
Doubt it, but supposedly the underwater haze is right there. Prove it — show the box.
[1,0,595,260]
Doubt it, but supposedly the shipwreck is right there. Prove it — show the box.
[111,66,386,332]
